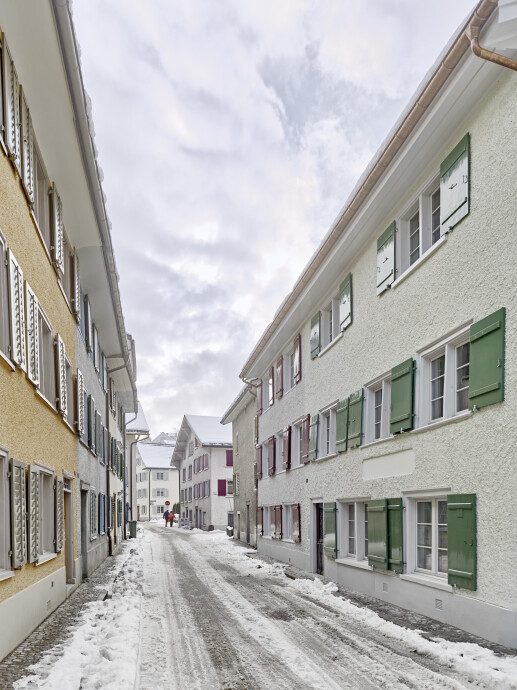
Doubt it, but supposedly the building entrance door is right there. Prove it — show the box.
[316,503,324,575]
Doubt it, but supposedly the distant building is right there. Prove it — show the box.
[136,442,178,521]
[173,416,233,530]
[126,402,150,520]
[221,386,257,546]
[150,431,177,445]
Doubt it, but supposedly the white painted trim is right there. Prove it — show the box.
[317,331,343,358]
[36,551,57,566]
[400,573,453,593]
[392,234,447,289]
[336,558,372,571]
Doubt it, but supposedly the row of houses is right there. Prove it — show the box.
[223,0,517,649]
[0,1,138,661]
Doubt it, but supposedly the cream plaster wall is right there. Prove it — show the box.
[257,68,517,621]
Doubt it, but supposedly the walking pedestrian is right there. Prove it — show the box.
[163,509,170,526]
[169,512,175,527]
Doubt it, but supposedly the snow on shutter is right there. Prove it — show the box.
[339,273,352,331]
[293,334,301,383]
[282,426,291,470]
[11,458,27,568]
[72,254,81,322]
[28,465,40,563]
[55,477,64,552]
[268,366,274,407]
[377,222,396,294]
[20,87,34,204]
[76,369,85,435]
[267,436,275,476]
[218,479,226,496]
[2,37,21,174]
[301,414,310,464]
[276,356,283,399]
[256,445,262,480]
[55,335,67,416]
[25,281,40,385]
[8,249,26,370]
[292,504,301,543]
[256,381,263,415]
[310,312,321,359]
[51,184,65,274]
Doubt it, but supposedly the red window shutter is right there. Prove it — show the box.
[256,445,263,480]
[268,436,275,476]
[268,366,274,407]
[226,450,233,467]
[218,479,226,496]
[257,381,263,415]
[282,426,291,470]
[292,504,301,543]
[257,507,263,536]
[293,334,302,383]
[276,356,283,399]
[301,414,310,464]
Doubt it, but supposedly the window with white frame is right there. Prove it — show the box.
[283,504,292,540]
[319,407,336,457]
[415,498,448,577]
[156,488,167,497]
[364,374,391,444]
[155,471,166,481]
[262,506,270,536]
[291,421,303,467]
[338,501,369,562]
[227,479,234,495]
[417,325,470,426]
[38,307,55,407]
[321,298,340,349]
[276,432,283,473]
[397,180,441,278]
[156,505,165,514]
[141,505,147,515]
[0,450,10,572]
[283,349,295,393]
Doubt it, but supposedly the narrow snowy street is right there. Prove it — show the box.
[11,524,517,690]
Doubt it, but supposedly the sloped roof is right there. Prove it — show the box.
[221,385,255,425]
[126,401,149,434]
[137,443,175,469]
[185,415,232,445]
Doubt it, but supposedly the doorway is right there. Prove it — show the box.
[315,503,324,575]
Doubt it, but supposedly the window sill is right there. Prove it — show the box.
[317,332,343,358]
[361,436,394,450]
[0,568,15,582]
[35,389,58,414]
[392,235,447,289]
[336,558,372,571]
[0,349,15,372]
[90,536,97,542]
[36,552,57,566]
[400,572,452,592]
[411,410,471,436]
[312,452,338,463]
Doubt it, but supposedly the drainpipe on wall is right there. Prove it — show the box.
[469,0,517,70]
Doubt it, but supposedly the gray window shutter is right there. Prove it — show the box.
[76,369,85,435]
[377,222,396,294]
[339,273,352,331]
[20,87,34,204]
[2,37,21,174]
[440,133,469,233]
[11,458,27,569]
[55,335,67,416]
[51,184,65,274]
[73,253,81,322]
[468,307,505,410]
[28,465,40,563]
[96,411,102,457]
[84,296,92,352]
[310,312,321,359]
[335,398,348,453]
[25,281,40,386]
[55,477,64,552]
[8,249,26,370]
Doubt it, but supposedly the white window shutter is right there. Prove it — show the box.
[28,465,40,563]
[10,458,27,568]
[54,477,64,552]
[25,281,40,386]
[2,38,21,174]
[73,253,81,322]
[84,296,92,351]
[20,87,34,204]
[55,334,67,416]
[8,249,26,370]
[76,368,85,435]
[51,184,65,274]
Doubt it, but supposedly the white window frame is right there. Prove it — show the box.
[320,298,340,350]
[319,404,336,458]
[415,323,471,428]
[37,466,56,559]
[276,432,283,473]
[156,472,165,481]
[37,305,55,408]
[404,490,450,581]
[337,500,370,563]
[291,418,304,468]
[364,372,391,444]
[283,348,295,393]
[283,504,292,540]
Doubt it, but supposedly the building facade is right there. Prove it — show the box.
[126,402,151,521]
[135,442,178,521]
[221,386,258,546]
[240,1,517,648]
[174,415,233,531]
[0,1,136,660]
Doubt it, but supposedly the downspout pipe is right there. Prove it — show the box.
[469,20,517,70]
[239,376,262,389]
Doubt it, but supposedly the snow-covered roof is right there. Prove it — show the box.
[185,415,232,445]
[137,443,175,469]
[152,431,177,445]
[126,401,149,434]
[221,385,255,425]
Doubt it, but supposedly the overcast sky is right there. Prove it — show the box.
[72,0,476,437]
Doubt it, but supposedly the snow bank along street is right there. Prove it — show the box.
[7,523,517,689]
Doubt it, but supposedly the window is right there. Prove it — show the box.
[319,407,336,457]
[188,441,193,456]
[364,374,391,444]
[156,489,166,497]
[283,504,292,540]
[182,468,186,483]
[337,501,369,562]
[415,498,448,577]
[64,355,73,426]
[397,181,442,277]
[98,493,106,535]
[227,479,234,495]
[321,299,340,349]
[38,307,55,407]
[188,466,192,481]
[155,472,165,481]
[90,490,97,540]
[283,349,295,393]
[156,505,165,514]
[418,326,470,426]
[141,505,147,515]
[188,487,192,502]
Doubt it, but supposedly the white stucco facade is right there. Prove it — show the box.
[242,9,517,648]
[135,443,178,521]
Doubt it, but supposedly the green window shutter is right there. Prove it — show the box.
[347,389,363,449]
[440,133,469,233]
[309,415,319,461]
[339,273,352,331]
[377,221,396,294]
[310,312,321,359]
[323,502,337,559]
[447,494,476,591]
[387,498,403,573]
[335,398,348,453]
[390,358,415,435]
[468,307,505,410]
[367,499,388,570]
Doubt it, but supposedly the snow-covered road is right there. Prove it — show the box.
[14,523,517,689]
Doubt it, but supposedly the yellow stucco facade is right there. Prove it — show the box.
[0,145,77,603]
